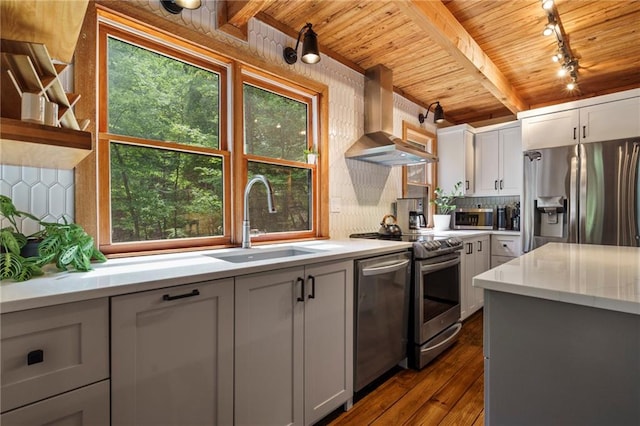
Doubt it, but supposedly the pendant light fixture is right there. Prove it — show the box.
[418,101,444,124]
[161,0,202,14]
[283,23,321,65]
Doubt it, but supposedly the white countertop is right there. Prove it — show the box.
[473,243,640,315]
[0,239,411,313]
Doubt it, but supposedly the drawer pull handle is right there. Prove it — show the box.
[503,244,507,247]
[27,349,44,366]
[162,289,200,301]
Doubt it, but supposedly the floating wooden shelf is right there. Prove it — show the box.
[0,117,92,169]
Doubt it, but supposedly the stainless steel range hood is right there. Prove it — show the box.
[345,65,438,166]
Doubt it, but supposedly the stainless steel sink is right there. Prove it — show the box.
[206,247,321,263]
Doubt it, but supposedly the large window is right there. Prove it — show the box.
[96,19,322,254]
[241,76,316,238]
[99,24,230,253]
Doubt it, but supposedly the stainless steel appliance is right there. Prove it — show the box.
[411,236,463,369]
[523,138,640,251]
[353,251,411,391]
[345,65,437,166]
[453,208,494,229]
[396,198,427,233]
[350,232,464,372]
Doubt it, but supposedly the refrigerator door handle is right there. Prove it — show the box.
[570,146,580,244]
[623,143,639,246]
[631,143,640,246]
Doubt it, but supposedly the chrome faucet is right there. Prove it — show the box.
[242,175,276,248]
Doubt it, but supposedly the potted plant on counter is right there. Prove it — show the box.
[0,195,106,281]
[0,195,43,281]
[431,181,463,231]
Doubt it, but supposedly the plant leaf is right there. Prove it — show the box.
[0,252,21,280]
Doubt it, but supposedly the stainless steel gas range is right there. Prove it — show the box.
[350,232,464,372]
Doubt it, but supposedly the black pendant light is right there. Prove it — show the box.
[283,23,321,65]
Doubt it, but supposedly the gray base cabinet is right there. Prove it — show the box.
[235,260,354,426]
[0,380,110,426]
[111,279,234,425]
[460,235,490,320]
[484,290,640,425]
[0,298,109,425]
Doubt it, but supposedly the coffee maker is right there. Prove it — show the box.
[395,198,427,233]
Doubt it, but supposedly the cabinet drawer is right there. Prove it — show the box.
[1,298,109,412]
[491,235,521,257]
[1,379,109,425]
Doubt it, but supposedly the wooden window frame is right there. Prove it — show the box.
[75,4,329,256]
[402,122,437,227]
[96,22,231,255]
[235,68,319,243]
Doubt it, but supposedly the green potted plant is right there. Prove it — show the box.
[0,195,43,281]
[0,195,106,281]
[430,181,463,231]
[304,148,319,164]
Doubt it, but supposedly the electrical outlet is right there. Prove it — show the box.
[330,197,341,213]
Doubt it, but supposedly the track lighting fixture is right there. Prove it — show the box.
[161,0,202,14]
[540,1,579,91]
[283,23,321,65]
[418,101,444,124]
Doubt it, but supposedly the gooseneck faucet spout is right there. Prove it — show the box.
[242,174,276,248]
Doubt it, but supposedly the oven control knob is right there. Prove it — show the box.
[427,241,440,250]
[447,237,462,247]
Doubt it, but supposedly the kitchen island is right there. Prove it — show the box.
[474,243,640,426]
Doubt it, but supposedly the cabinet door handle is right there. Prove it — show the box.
[582,125,586,139]
[162,289,200,301]
[308,275,316,299]
[494,180,498,190]
[503,243,508,247]
[573,127,577,140]
[478,241,483,252]
[465,180,470,190]
[466,242,473,254]
[297,277,305,302]
[27,349,44,366]
[499,179,504,190]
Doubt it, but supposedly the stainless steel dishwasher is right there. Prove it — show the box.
[354,251,411,392]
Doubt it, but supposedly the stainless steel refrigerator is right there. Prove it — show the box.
[523,138,640,252]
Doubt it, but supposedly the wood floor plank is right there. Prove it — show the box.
[369,345,482,425]
[438,373,485,426]
[328,310,485,426]
[406,349,484,425]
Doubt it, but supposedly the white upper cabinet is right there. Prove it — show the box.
[437,124,475,195]
[521,89,640,150]
[579,97,640,144]
[475,123,522,196]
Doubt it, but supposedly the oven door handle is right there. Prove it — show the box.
[362,259,410,276]
[420,322,462,353]
[419,257,460,273]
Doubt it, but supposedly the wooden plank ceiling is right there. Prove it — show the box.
[223,0,640,126]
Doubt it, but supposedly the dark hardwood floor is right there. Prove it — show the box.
[329,310,484,426]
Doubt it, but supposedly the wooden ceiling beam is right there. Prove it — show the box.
[396,0,528,114]
[218,0,275,40]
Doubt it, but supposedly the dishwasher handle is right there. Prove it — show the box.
[362,259,410,276]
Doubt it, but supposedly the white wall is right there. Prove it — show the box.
[0,0,436,239]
